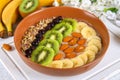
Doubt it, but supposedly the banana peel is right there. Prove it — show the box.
[0,0,11,38]
[39,0,62,7]
[0,22,6,38]
[2,0,22,36]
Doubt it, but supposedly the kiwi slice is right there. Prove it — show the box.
[44,30,63,44]
[39,39,59,54]
[53,22,73,37]
[62,18,78,31]
[19,0,39,17]
[31,46,54,66]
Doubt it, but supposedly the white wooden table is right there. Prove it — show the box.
[0,16,120,80]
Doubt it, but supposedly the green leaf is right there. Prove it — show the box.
[79,0,82,2]
[104,7,118,13]
[91,0,97,3]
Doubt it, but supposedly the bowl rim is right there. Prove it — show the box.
[14,6,110,70]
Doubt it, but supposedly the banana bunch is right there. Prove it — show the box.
[0,0,11,38]
[0,0,22,38]
[39,0,62,7]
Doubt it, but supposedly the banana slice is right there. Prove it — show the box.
[81,26,97,39]
[87,38,102,50]
[49,60,63,68]
[85,45,98,54]
[61,59,73,68]
[84,50,96,63]
[75,22,89,33]
[87,36,101,42]
[77,53,88,64]
[71,57,84,67]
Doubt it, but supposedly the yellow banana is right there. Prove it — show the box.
[87,38,102,50]
[87,36,101,42]
[61,59,73,68]
[75,22,89,33]
[49,60,63,68]
[81,26,97,39]
[2,0,22,36]
[84,50,96,63]
[77,53,88,64]
[0,22,6,38]
[39,0,61,7]
[12,10,18,24]
[71,57,84,67]
[0,0,11,38]
[85,45,98,54]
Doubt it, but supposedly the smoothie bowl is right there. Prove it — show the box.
[14,6,109,76]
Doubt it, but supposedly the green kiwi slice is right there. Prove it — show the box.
[53,22,72,37]
[62,18,78,31]
[19,0,39,13]
[31,46,54,66]
[39,39,59,54]
[44,30,63,44]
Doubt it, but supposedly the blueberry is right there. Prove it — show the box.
[36,38,41,44]
[47,23,52,27]
[41,30,46,34]
[38,30,46,35]
[30,46,36,50]
[53,16,63,24]
[25,54,31,58]
[57,16,62,20]
[56,19,61,23]
[36,33,42,38]
[51,23,55,27]
[38,30,42,34]
[45,26,51,30]
[25,48,32,58]
[32,39,39,46]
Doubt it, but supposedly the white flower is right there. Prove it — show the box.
[102,0,114,7]
[117,10,120,20]
[70,0,80,7]
[115,20,120,27]
[62,0,80,7]
[114,0,120,8]
[106,11,117,20]
[80,0,91,9]
[53,0,59,7]
[61,0,71,5]
[62,0,70,3]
